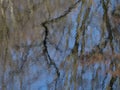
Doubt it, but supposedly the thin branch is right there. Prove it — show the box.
[41,1,82,89]
[41,0,81,25]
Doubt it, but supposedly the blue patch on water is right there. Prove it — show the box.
[83,71,93,80]
[92,27,101,44]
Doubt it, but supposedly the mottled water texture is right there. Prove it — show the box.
[0,0,120,90]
